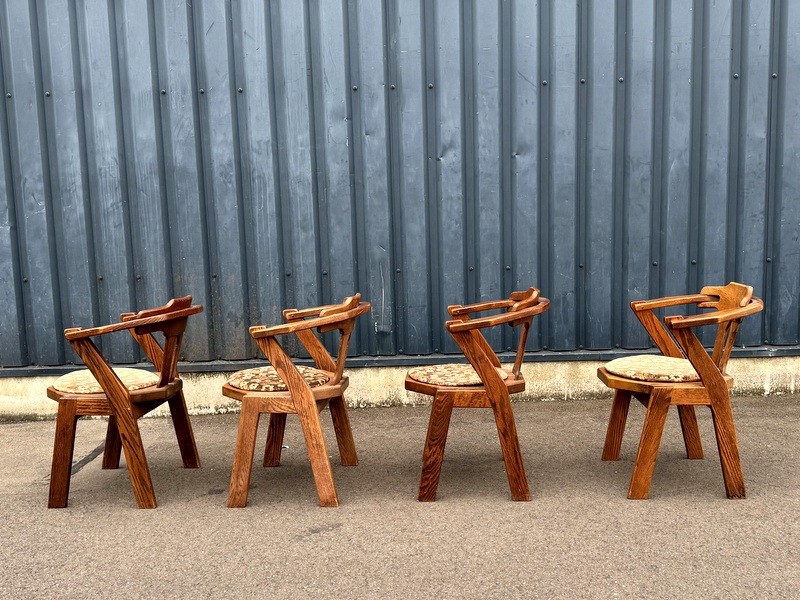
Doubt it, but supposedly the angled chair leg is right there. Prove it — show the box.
[628,389,671,499]
[48,401,79,508]
[677,405,704,459]
[167,391,200,468]
[490,393,530,501]
[295,394,339,507]
[228,403,262,507]
[418,392,456,502]
[329,395,358,466]
[709,394,746,498]
[115,414,158,509]
[102,414,123,469]
[263,413,287,467]
[602,390,632,461]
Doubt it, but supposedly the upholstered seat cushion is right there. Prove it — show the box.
[227,365,330,392]
[407,364,510,387]
[53,367,160,394]
[604,355,700,383]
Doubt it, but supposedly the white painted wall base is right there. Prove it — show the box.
[1,356,798,420]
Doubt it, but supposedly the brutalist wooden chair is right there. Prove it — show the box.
[405,287,550,501]
[47,296,203,508]
[598,282,763,499]
[224,294,371,507]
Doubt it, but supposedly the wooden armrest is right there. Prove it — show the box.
[448,300,513,317]
[446,299,549,332]
[252,302,371,339]
[64,305,202,340]
[665,299,764,329]
[283,294,362,321]
[631,294,709,312]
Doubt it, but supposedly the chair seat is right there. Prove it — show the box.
[227,365,330,392]
[407,363,509,387]
[604,355,700,383]
[53,367,160,394]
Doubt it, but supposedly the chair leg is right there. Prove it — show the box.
[115,412,158,509]
[263,413,287,467]
[295,392,339,507]
[227,402,262,507]
[329,395,358,466]
[490,392,531,501]
[48,401,79,508]
[418,392,455,502]
[628,389,671,499]
[709,394,746,498]
[602,390,632,461]
[102,414,123,469]
[677,405,704,459]
[167,391,201,468]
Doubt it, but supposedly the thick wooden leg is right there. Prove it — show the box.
[418,392,455,501]
[48,401,79,508]
[628,389,671,499]
[328,395,358,466]
[263,413,287,467]
[228,403,262,508]
[678,405,704,459]
[490,393,530,501]
[168,391,200,468]
[709,394,746,498]
[116,412,158,509]
[102,414,122,469]
[296,392,339,507]
[602,390,632,461]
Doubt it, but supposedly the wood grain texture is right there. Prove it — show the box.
[602,389,631,461]
[47,298,203,508]
[408,288,549,501]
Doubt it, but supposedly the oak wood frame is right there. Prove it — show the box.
[223,294,371,508]
[47,296,203,509]
[598,282,764,499]
[405,287,550,501]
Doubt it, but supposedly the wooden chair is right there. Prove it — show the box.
[224,294,371,507]
[598,282,763,499]
[405,287,550,501]
[47,297,203,508]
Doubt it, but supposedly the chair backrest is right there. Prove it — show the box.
[65,296,203,392]
[665,282,763,375]
[251,294,371,387]
[445,287,550,381]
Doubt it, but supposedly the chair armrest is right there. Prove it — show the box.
[665,299,764,329]
[252,303,371,339]
[64,306,202,340]
[448,300,513,317]
[446,299,549,332]
[630,294,709,312]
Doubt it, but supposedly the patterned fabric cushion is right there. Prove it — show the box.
[605,355,700,383]
[53,367,160,394]
[407,364,509,387]
[227,365,330,392]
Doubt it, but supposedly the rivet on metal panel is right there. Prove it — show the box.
[399,348,404,353]
[579,345,583,350]
[580,78,586,84]
[505,265,511,271]
[352,85,358,91]
[98,276,103,281]
[428,83,434,89]
[390,84,396,90]
[578,264,584,268]
[45,91,51,97]
[238,87,243,93]
[766,257,772,263]
[322,270,328,276]
[396,268,401,273]
[434,348,440,352]
[652,261,658,267]
[772,73,778,79]
[136,276,142,280]
[22,277,28,283]
[733,73,739,79]
[468,266,474,271]
[618,77,624,83]
[691,259,697,265]
[199,88,205,94]
[542,80,547,86]
[161,89,166,95]
[5,93,10,98]
[286,271,292,276]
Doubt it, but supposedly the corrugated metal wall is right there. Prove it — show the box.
[0,0,798,369]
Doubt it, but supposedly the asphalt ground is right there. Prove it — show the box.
[1,395,799,599]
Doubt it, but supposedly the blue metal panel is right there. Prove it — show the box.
[0,0,797,370]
